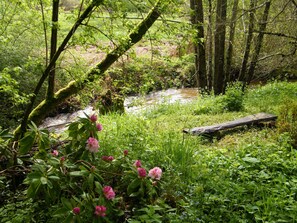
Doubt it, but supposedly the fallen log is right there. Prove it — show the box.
[183,113,277,136]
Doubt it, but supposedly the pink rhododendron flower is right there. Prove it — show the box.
[102,156,114,162]
[73,207,80,215]
[96,123,103,131]
[90,114,97,122]
[123,149,128,156]
[134,160,142,168]
[94,205,106,217]
[148,167,162,180]
[103,186,115,200]
[52,150,59,156]
[137,167,147,178]
[86,137,99,153]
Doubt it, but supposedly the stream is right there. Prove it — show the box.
[39,88,198,132]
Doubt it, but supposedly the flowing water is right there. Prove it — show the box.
[39,88,198,132]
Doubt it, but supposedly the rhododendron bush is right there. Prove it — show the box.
[22,114,166,222]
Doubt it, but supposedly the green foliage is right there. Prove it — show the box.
[221,82,244,112]
[194,83,244,115]
[1,81,297,222]
[245,81,297,113]
[0,71,30,129]
[277,99,297,147]
[106,55,195,97]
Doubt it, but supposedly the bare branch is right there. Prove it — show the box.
[253,30,297,40]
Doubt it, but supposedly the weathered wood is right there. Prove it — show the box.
[183,113,277,135]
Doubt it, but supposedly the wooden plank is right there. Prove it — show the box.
[183,113,277,135]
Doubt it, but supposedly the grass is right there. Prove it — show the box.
[96,81,297,222]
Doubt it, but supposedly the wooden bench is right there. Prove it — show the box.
[183,113,277,136]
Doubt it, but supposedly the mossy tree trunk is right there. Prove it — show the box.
[14,0,164,139]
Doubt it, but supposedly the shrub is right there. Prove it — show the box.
[19,114,168,222]
[221,82,244,112]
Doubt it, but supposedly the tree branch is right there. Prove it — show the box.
[253,30,297,40]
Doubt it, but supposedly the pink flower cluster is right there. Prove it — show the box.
[134,160,162,180]
[94,205,106,217]
[148,167,162,180]
[86,137,99,153]
[51,150,59,156]
[103,186,116,200]
[90,114,103,132]
[102,156,114,162]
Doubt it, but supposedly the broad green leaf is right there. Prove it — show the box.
[69,170,88,177]
[19,131,36,154]
[127,178,141,195]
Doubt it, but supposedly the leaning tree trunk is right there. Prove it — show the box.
[213,0,227,95]
[190,0,207,91]
[19,0,105,137]
[246,0,271,84]
[14,0,164,139]
[225,0,239,84]
[238,0,256,82]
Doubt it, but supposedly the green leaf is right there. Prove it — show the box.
[52,207,69,218]
[61,197,73,210]
[40,176,47,185]
[88,173,94,189]
[242,156,260,163]
[127,178,141,195]
[48,175,60,181]
[69,170,88,177]
[19,131,36,154]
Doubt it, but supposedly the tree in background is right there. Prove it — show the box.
[190,0,208,92]
[246,0,271,84]
[213,0,227,95]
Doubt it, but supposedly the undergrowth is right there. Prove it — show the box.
[1,81,297,222]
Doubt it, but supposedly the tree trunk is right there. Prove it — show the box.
[246,1,271,84]
[225,0,239,83]
[47,0,59,99]
[213,0,227,95]
[190,0,207,91]
[238,0,256,82]
[14,0,164,139]
[207,0,213,90]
